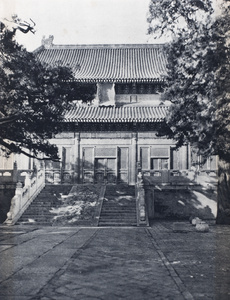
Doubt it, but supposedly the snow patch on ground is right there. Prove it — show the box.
[49,185,101,225]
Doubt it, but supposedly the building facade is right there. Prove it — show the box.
[0,40,216,186]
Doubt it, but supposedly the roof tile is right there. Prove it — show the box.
[64,106,168,123]
[36,44,167,82]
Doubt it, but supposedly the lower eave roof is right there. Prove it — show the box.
[64,105,168,123]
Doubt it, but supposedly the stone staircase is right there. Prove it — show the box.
[98,185,137,226]
[17,185,72,225]
[17,184,137,226]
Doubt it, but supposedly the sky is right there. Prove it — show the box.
[0,0,163,51]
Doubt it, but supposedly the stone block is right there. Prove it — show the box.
[191,217,202,226]
[196,222,209,232]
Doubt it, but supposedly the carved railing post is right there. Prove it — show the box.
[136,172,149,226]
[12,161,18,182]
[4,182,23,225]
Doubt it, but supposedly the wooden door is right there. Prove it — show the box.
[151,158,169,183]
[95,158,117,184]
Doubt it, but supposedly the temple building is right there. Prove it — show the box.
[0,38,216,186]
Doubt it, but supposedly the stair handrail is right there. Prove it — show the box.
[136,172,149,226]
[4,168,45,225]
[96,184,107,226]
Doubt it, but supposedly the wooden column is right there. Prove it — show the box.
[130,131,137,185]
[73,132,81,184]
[77,132,81,183]
[187,144,191,170]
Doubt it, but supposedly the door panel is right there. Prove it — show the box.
[95,158,106,183]
[151,158,159,170]
[107,158,116,183]
[83,147,94,183]
[151,158,169,170]
[118,147,129,184]
[170,148,179,170]
[161,159,169,170]
[141,147,149,170]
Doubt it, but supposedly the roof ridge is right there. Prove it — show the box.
[84,105,170,108]
[41,43,165,50]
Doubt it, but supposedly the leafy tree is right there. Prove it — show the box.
[0,21,95,161]
[147,0,230,223]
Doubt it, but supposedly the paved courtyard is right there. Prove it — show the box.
[0,222,229,300]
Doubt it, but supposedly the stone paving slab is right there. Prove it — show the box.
[33,228,183,300]
[0,223,229,299]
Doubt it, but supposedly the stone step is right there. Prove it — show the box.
[21,209,55,213]
[20,210,53,214]
[99,217,136,221]
[102,205,136,210]
[21,207,56,211]
[20,211,54,216]
[27,201,60,205]
[101,211,136,213]
[100,211,136,214]
[34,197,52,200]
[17,221,53,225]
[100,213,136,217]
[19,216,54,221]
[99,218,136,221]
[103,202,136,204]
[98,223,137,226]
[27,202,59,206]
[33,198,60,201]
[19,212,53,217]
[99,221,137,225]
[24,208,55,212]
[19,220,53,225]
[32,200,59,204]
[36,191,59,195]
[99,217,136,220]
[42,193,59,196]
[101,206,136,210]
[24,207,58,211]
[21,212,54,216]
[102,203,135,205]
[101,209,136,211]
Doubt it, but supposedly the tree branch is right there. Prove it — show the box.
[0,115,18,125]
[0,138,60,161]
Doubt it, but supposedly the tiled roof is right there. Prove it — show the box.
[64,105,168,122]
[35,44,167,83]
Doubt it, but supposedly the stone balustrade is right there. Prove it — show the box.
[142,169,217,185]
[0,169,17,183]
[4,169,45,225]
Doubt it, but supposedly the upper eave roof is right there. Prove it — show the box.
[35,44,167,83]
[64,105,168,123]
